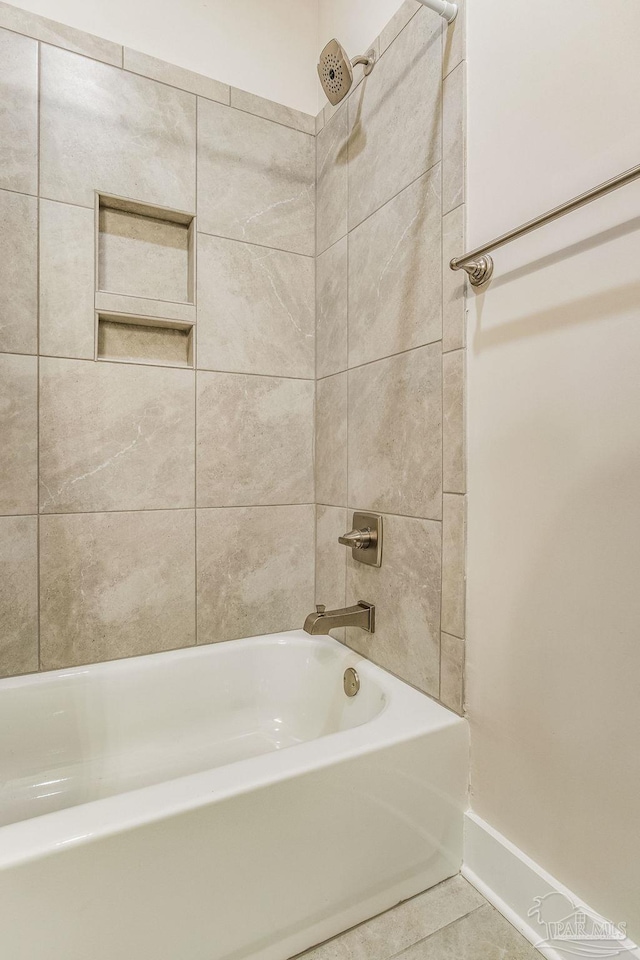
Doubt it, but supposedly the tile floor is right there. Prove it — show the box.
[298,875,541,960]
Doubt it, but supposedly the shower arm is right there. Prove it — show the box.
[416,0,458,23]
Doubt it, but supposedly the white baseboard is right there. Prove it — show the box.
[463,811,640,960]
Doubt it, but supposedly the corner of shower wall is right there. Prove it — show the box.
[313,0,467,714]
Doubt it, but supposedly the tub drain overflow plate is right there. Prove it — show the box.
[343,667,360,697]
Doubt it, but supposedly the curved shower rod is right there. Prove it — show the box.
[416,0,458,23]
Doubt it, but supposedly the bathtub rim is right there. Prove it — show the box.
[0,631,467,870]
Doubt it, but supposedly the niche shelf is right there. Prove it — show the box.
[97,313,194,369]
[96,194,195,305]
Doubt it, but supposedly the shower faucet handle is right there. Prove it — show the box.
[338,513,383,568]
[338,528,371,549]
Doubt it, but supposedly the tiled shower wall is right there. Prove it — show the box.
[0,2,317,675]
[0,0,466,714]
[314,1,467,713]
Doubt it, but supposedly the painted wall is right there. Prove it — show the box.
[466,0,640,940]
[317,0,407,107]
[318,0,405,54]
[3,0,319,112]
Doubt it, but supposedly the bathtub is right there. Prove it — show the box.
[0,631,468,960]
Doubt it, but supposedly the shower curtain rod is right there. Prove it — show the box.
[416,0,458,23]
[450,160,640,286]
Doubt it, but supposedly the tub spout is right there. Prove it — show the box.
[303,602,375,636]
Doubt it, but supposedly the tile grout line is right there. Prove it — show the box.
[0,21,121,69]
[0,184,38,202]
[301,886,488,960]
[344,89,350,613]
[344,507,442,523]
[438,27,446,703]
[31,504,317,519]
[313,106,319,606]
[220,99,315,138]
[319,158,442,260]
[123,65,316,137]
[27,352,316,380]
[36,39,42,672]
[194,93,199,649]
[196,227,314,260]
[33,215,314,266]
[387,903,488,960]
[339,337,444,378]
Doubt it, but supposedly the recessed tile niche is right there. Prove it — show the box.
[95,194,196,368]
[97,314,194,368]
[97,195,195,304]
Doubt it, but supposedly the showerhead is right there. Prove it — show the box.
[318,39,352,105]
[317,38,375,106]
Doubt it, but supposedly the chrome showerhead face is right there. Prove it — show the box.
[317,38,354,106]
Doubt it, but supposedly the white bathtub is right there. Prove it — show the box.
[0,631,468,960]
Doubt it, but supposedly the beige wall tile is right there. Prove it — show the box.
[230,87,314,135]
[315,110,325,135]
[442,0,465,78]
[98,207,191,303]
[441,493,465,638]
[39,358,195,513]
[443,348,465,493]
[379,0,421,54]
[0,29,38,195]
[346,513,441,696]
[197,234,314,378]
[0,189,37,354]
[40,46,196,211]
[443,60,465,214]
[95,291,196,325]
[124,48,229,104]
[197,372,314,507]
[39,199,95,359]
[348,345,442,520]
[0,353,37,515]
[197,505,314,644]
[197,99,315,256]
[317,104,348,254]
[443,204,466,352]
[316,505,347,609]
[40,510,195,669]
[301,875,483,960]
[0,515,38,678]
[440,632,465,714]
[0,1,121,65]
[347,11,442,230]
[316,372,347,507]
[316,237,348,379]
[349,167,442,368]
